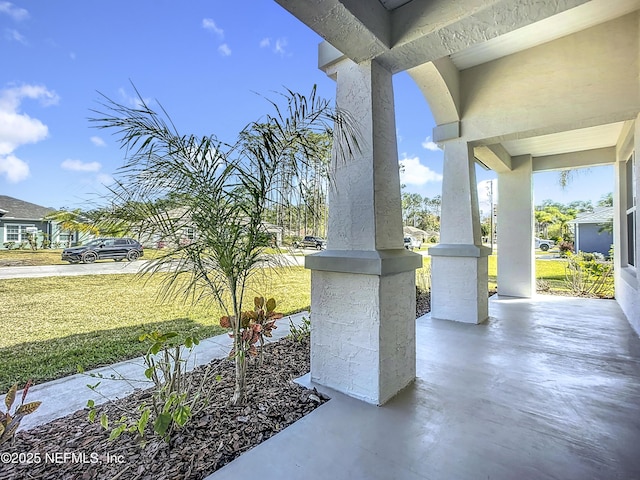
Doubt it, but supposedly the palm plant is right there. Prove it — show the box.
[45,208,99,247]
[91,86,358,405]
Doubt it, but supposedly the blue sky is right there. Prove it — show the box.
[0,0,614,212]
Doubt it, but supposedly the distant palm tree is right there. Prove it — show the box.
[45,209,98,247]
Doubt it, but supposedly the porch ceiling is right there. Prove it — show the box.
[501,122,626,158]
[450,0,640,70]
[276,0,640,73]
[378,0,413,11]
[275,0,638,171]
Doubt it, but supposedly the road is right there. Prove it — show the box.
[0,254,306,280]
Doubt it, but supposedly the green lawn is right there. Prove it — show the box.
[420,254,598,293]
[0,267,310,393]
[0,249,67,266]
[0,251,611,394]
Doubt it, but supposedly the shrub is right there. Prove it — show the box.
[220,297,283,366]
[0,380,41,445]
[87,331,215,443]
[288,316,311,342]
[563,251,614,297]
[536,278,551,292]
[558,241,574,257]
[416,263,431,293]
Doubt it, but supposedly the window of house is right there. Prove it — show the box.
[4,224,35,243]
[59,232,76,244]
[626,154,636,267]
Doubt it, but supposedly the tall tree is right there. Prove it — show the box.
[598,192,613,207]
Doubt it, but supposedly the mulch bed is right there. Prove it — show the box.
[0,337,328,480]
[1,291,434,480]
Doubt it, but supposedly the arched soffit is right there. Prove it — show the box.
[407,57,460,126]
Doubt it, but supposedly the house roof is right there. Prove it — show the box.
[0,195,55,220]
[568,207,613,225]
[403,226,438,238]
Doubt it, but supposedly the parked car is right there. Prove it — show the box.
[535,237,555,251]
[62,237,144,264]
[293,236,326,250]
[404,237,413,250]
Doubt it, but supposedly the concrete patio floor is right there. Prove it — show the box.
[209,295,640,480]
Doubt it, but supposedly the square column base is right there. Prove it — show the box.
[310,269,416,405]
[430,244,490,324]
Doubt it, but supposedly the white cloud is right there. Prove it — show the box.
[96,173,113,186]
[202,18,223,37]
[0,84,58,183]
[0,154,29,182]
[399,156,443,186]
[5,28,26,44]
[218,43,231,56]
[90,136,106,147]
[477,179,498,217]
[117,87,152,109]
[260,37,288,56]
[422,136,440,151]
[61,159,102,172]
[274,38,287,55]
[0,2,29,21]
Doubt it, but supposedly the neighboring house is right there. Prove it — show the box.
[139,207,284,248]
[0,196,55,248]
[0,196,95,248]
[569,207,613,257]
[403,226,438,245]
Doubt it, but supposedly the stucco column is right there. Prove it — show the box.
[497,155,534,297]
[429,141,490,323]
[305,58,422,405]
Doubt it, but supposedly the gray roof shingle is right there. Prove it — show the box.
[0,195,56,220]
[569,206,613,224]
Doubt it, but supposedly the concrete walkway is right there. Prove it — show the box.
[209,295,640,480]
[4,312,309,431]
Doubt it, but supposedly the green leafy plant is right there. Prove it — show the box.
[87,331,215,443]
[563,251,614,297]
[91,85,359,406]
[0,380,41,445]
[220,297,283,366]
[288,315,311,342]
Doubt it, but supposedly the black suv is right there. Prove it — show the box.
[293,236,326,250]
[62,238,144,264]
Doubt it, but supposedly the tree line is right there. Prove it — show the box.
[535,193,612,241]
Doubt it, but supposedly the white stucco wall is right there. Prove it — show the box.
[325,59,404,251]
[460,13,640,143]
[497,155,534,297]
[615,114,640,337]
[310,270,416,404]
[306,57,420,404]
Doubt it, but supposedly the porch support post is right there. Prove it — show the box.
[497,155,535,297]
[429,141,490,323]
[305,58,422,405]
